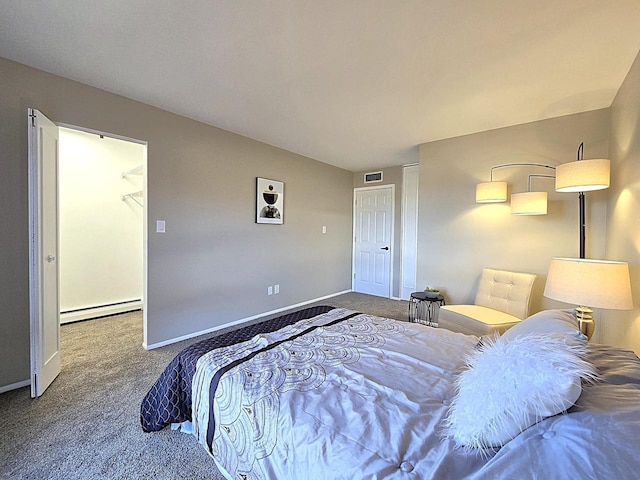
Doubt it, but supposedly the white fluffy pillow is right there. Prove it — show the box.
[444,332,596,450]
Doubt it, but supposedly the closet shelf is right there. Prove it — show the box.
[122,165,143,177]
[122,190,143,207]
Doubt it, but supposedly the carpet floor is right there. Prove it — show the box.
[0,293,409,480]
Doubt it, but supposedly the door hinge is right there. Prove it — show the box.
[29,112,37,127]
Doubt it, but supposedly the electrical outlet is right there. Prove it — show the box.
[274,284,280,294]
[268,286,273,295]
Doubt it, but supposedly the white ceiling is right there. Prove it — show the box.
[1,1,640,171]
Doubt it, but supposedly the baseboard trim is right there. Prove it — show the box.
[61,300,143,324]
[143,289,353,350]
[0,379,30,394]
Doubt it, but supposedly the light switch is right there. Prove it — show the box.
[156,220,166,233]
[322,225,327,234]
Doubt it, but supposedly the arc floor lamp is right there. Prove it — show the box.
[555,142,610,258]
[544,143,632,338]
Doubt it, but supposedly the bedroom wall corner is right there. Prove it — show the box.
[417,109,610,316]
[603,48,640,355]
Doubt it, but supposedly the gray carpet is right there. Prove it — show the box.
[0,293,408,480]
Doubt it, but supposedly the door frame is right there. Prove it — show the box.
[56,122,149,347]
[352,184,395,298]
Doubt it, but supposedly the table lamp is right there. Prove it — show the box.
[543,257,633,339]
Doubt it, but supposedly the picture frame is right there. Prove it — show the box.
[256,177,284,224]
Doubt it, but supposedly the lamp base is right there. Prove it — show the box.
[575,306,594,339]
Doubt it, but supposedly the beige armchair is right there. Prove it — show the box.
[438,268,537,336]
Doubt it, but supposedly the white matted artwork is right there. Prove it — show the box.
[256,177,284,224]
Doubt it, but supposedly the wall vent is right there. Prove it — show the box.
[364,171,383,183]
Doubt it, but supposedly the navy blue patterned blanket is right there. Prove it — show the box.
[140,305,335,432]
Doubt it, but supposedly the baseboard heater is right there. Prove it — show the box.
[60,299,143,324]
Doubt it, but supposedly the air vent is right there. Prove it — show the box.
[364,171,383,183]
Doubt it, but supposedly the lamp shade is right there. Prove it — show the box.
[476,181,507,203]
[555,159,610,192]
[511,191,547,215]
[544,257,633,310]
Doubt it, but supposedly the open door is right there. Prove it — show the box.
[28,108,61,397]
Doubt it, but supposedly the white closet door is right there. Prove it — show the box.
[28,108,61,397]
[401,165,419,300]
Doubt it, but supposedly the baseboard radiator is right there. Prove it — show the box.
[61,299,143,324]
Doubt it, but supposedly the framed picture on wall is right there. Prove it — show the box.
[256,177,284,224]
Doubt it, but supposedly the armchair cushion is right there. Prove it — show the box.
[439,305,521,336]
[474,269,537,319]
[438,268,537,337]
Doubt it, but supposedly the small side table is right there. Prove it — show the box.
[408,292,445,327]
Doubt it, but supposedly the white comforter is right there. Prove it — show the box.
[191,308,485,479]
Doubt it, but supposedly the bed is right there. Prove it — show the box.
[141,306,640,479]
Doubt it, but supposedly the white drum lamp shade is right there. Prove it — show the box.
[476,181,507,203]
[544,258,633,310]
[555,159,610,192]
[511,191,547,215]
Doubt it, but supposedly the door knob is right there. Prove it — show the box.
[380,246,389,251]
[46,255,56,263]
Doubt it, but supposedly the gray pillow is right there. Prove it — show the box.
[501,309,584,343]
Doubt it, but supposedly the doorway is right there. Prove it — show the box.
[58,127,145,324]
[352,185,394,297]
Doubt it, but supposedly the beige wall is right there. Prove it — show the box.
[0,57,353,388]
[604,50,640,353]
[353,166,405,298]
[418,110,610,321]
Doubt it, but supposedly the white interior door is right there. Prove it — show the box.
[28,108,61,397]
[401,165,419,299]
[353,186,393,297]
